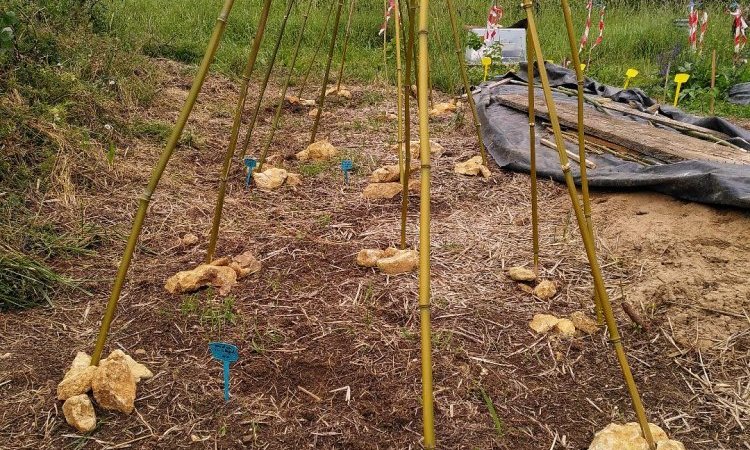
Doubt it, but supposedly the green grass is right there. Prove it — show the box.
[0,244,79,310]
[102,0,750,117]
[1,0,158,309]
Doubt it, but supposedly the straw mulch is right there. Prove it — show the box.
[0,60,748,449]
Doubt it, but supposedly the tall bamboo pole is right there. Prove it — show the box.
[383,0,389,84]
[335,0,357,92]
[560,0,603,323]
[445,0,488,166]
[257,0,313,171]
[90,0,236,365]
[710,49,717,116]
[400,0,417,250]
[526,30,540,275]
[205,0,273,263]
[309,0,346,144]
[522,2,655,448]
[416,0,436,447]
[393,0,405,239]
[297,1,335,98]
[239,0,297,159]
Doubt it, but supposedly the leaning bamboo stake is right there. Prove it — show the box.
[310,0,345,144]
[91,0,237,365]
[446,0,489,166]
[400,0,417,250]
[526,30,540,275]
[257,0,314,171]
[205,0,273,263]
[297,1,335,99]
[561,0,603,324]
[416,0,436,447]
[335,0,357,92]
[522,1,655,448]
[239,0,296,159]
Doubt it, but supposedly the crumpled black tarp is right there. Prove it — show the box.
[476,63,750,209]
[729,82,750,105]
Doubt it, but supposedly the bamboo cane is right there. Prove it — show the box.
[297,1,335,99]
[205,0,273,263]
[560,0,603,324]
[445,0,489,166]
[383,0,389,84]
[335,0,357,92]
[310,0,346,144]
[526,30,540,276]
[522,2,655,448]
[400,0,417,250]
[257,0,314,171]
[416,0,436,447]
[393,0,405,246]
[90,0,236,365]
[710,49,716,116]
[239,0,297,159]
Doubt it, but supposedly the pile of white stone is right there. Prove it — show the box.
[57,350,152,433]
[356,248,419,275]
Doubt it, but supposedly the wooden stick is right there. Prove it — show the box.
[541,138,596,169]
[710,49,717,116]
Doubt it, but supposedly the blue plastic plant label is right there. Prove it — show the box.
[341,159,353,183]
[244,157,257,188]
[209,342,238,401]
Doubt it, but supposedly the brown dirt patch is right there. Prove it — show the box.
[1,60,748,449]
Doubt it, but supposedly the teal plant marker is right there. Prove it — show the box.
[341,159,353,184]
[244,157,257,188]
[209,342,238,401]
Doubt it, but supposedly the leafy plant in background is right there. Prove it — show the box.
[485,41,504,67]
[0,10,17,62]
[466,31,483,51]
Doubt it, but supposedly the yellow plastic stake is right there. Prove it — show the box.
[482,56,492,81]
[623,68,639,89]
[673,73,690,107]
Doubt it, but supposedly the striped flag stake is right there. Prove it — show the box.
[580,1,605,69]
[730,2,748,62]
[484,2,504,43]
[689,0,699,51]
[379,0,395,36]
[689,1,709,53]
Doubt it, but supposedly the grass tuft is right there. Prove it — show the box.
[0,244,78,310]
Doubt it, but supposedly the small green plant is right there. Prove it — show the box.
[180,294,200,316]
[317,214,332,227]
[485,41,504,66]
[200,297,237,332]
[400,327,416,341]
[250,319,284,354]
[298,161,328,177]
[432,330,454,350]
[477,385,505,438]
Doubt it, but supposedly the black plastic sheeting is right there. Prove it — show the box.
[729,82,750,105]
[476,63,750,209]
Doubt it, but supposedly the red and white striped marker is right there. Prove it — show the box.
[731,5,748,56]
[379,0,396,36]
[484,3,504,43]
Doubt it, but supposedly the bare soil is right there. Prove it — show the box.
[1,60,748,449]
